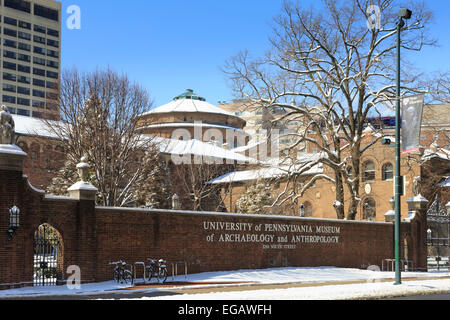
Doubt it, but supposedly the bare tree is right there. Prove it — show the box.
[429,72,450,104]
[45,68,170,208]
[224,0,434,219]
[170,160,236,212]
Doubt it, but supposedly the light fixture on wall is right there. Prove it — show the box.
[7,206,20,240]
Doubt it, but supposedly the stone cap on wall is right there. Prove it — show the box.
[0,144,27,171]
[94,206,393,225]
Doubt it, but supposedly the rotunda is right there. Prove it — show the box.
[137,89,249,148]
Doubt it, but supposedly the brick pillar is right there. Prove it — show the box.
[67,158,98,284]
[0,144,27,288]
[405,194,429,271]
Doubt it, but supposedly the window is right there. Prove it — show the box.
[47,49,59,58]
[18,75,30,84]
[33,68,46,76]
[46,81,57,89]
[362,198,376,220]
[3,73,16,82]
[32,100,45,108]
[47,39,59,48]
[3,61,16,71]
[33,24,46,34]
[18,20,31,30]
[18,42,31,51]
[3,95,16,103]
[33,57,46,65]
[17,98,30,106]
[362,161,375,182]
[33,78,45,87]
[4,0,31,14]
[4,39,17,48]
[34,46,46,55]
[4,17,17,26]
[17,108,30,116]
[17,87,30,95]
[32,111,43,118]
[47,60,59,69]
[18,64,30,73]
[300,201,313,217]
[33,35,46,44]
[382,163,394,181]
[46,92,58,100]
[3,84,16,92]
[47,28,59,37]
[18,31,31,40]
[33,89,45,98]
[4,51,17,59]
[18,54,30,62]
[4,28,18,37]
[34,4,59,22]
[47,71,58,79]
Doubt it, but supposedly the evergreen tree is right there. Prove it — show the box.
[236,181,274,214]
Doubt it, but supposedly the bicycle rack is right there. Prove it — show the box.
[133,262,146,285]
[170,261,188,281]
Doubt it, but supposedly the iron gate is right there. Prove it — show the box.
[427,195,450,270]
[33,224,62,286]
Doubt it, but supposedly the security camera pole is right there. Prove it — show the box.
[394,8,412,285]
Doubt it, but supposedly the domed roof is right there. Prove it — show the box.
[141,89,234,117]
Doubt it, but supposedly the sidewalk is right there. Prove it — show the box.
[2,267,450,300]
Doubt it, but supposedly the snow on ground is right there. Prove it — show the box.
[1,267,450,299]
[145,278,450,300]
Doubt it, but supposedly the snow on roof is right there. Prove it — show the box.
[422,148,450,162]
[140,122,248,134]
[209,162,323,184]
[12,115,62,139]
[149,136,259,164]
[11,115,256,163]
[141,98,235,117]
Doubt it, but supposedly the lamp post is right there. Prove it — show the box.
[394,8,412,285]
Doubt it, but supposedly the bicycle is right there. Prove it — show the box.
[145,258,168,284]
[110,260,133,284]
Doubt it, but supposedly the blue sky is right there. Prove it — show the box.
[59,0,450,108]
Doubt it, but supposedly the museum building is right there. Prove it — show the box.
[136,89,250,149]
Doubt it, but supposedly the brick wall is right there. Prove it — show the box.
[16,135,66,190]
[0,168,427,288]
[93,207,400,282]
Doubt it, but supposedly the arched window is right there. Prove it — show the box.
[382,163,393,181]
[346,166,353,177]
[362,198,376,220]
[362,161,375,182]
